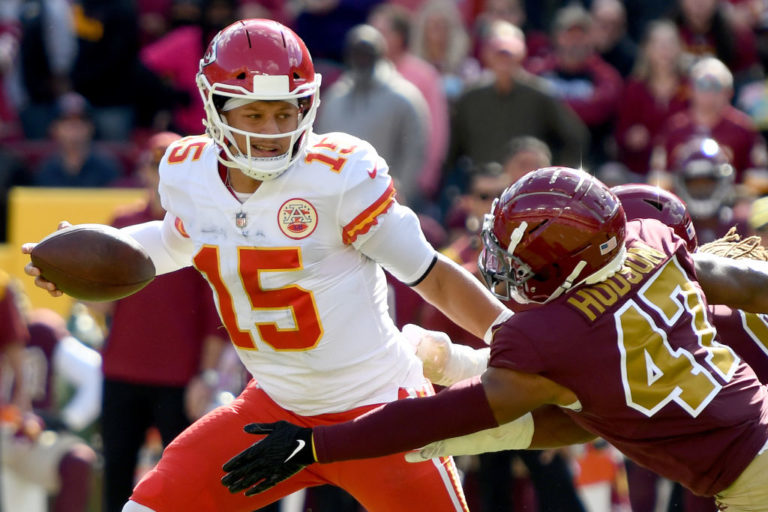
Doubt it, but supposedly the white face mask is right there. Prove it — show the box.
[197,73,323,181]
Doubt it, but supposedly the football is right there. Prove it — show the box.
[30,224,156,302]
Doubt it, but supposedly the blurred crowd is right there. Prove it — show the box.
[3,0,768,244]
[4,0,768,511]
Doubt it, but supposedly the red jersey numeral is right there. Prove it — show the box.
[167,141,206,164]
[194,246,323,351]
[305,137,357,173]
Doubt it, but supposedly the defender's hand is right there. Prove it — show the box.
[221,421,314,496]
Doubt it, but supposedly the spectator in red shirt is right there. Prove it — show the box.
[614,20,691,176]
[651,56,768,183]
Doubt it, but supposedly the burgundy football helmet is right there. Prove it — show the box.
[196,19,321,181]
[479,167,627,304]
[612,183,698,252]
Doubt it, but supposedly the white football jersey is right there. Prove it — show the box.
[158,132,434,415]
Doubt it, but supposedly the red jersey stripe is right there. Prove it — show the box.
[341,180,396,244]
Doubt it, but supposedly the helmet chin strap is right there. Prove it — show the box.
[546,260,588,303]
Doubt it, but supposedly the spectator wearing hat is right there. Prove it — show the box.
[651,57,768,183]
[526,4,624,167]
[33,92,122,188]
[445,19,588,195]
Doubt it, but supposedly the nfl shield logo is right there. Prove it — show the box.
[236,212,248,228]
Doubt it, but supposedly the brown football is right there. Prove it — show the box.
[30,224,156,302]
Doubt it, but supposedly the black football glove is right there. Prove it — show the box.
[221,421,315,496]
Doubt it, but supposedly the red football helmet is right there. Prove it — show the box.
[196,19,321,181]
[612,183,698,252]
[479,167,627,304]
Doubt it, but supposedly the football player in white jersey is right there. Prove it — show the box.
[23,19,508,512]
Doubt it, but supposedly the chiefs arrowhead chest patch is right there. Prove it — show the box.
[277,198,318,239]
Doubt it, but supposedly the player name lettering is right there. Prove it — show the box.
[567,245,665,321]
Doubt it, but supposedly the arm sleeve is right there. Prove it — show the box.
[53,336,102,431]
[313,376,498,462]
[119,213,195,275]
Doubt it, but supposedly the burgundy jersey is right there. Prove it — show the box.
[490,219,768,496]
[711,305,768,384]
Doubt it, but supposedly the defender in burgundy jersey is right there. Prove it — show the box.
[218,168,768,510]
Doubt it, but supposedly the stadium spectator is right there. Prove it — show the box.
[410,0,482,102]
[613,20,691,177]
[88,132,229,512]
[316,23,430,208]
[501,135,552,185]
[471,0,550,64]
[369,3,449,203]
[651,57,768,183]
[33,92,122,188]
[445,20,588,194]
[590,0,637,78]
[526,4,624,167]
